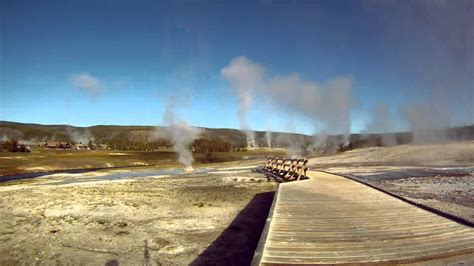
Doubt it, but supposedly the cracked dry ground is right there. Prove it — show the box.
[0,169,276,265]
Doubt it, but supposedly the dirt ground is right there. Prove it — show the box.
[369,175,474,223]
[310,141,474,223]
[0,161,276,265]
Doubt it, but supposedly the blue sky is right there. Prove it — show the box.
[1,0,472,135]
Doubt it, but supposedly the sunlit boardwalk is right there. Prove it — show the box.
[252,171,474,265]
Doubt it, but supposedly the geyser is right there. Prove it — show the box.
[221,56,264,148]
[162,104,202,171]
[221,56,353,153]
[265,130,272,149]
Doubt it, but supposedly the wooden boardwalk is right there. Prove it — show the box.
[252,171,474,265]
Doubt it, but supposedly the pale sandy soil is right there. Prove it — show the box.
[309,141,474,223]
[0,163,276,265]
[309,141,474,167]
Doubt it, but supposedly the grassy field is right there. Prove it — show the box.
[0,148,285,177]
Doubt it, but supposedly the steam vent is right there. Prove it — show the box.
[252,171,474,265]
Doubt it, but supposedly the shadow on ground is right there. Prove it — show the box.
[191,191,275,266]
[251,167,286,183]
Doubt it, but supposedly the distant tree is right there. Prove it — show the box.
[192,138,233,153]
[2,141,11,152]
[88,140,94,150]
[201,151,215,163]
[6,140,19,152]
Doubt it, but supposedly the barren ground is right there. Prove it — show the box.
[0,161,276,265]
[310,141,474,223]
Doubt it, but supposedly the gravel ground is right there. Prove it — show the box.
[310,141,474,224]
[368,175,474,223]
[0,164,276,265]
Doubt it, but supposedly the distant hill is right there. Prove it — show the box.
[1,121,473,153]
[0,121,313,151]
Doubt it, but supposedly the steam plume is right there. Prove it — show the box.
[0,128,24,140]
[66,127,94,144]
[264,75,353,137]
[221,56,353,152]
[365,104,397,146]
[162,104,202,170]
[401,90,452,143]
[265,130,272,148]
[367,1,473,143]
[70,73,101,99]
[272,120,305,156]
[221,56,264,148]
[309,132,328,151]
[366,104,393,133]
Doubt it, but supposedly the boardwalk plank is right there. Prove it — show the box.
[252,171,474,265]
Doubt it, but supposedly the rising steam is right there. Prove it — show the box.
[265,129,272,149]
[367,1,473,144]
[66,127,94,144]
[221,56,353,152]
[162,105,202,171]
[69,73,101,99]
[221,56,264,148]
[401,93,452,144]
[365,104,397,146]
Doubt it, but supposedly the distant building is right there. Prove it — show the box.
[44,141,60,149]
[75,143,88,150]
[59,142,72,149]
[44,142,72,149]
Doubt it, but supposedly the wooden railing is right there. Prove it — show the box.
[264,156,308,181]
